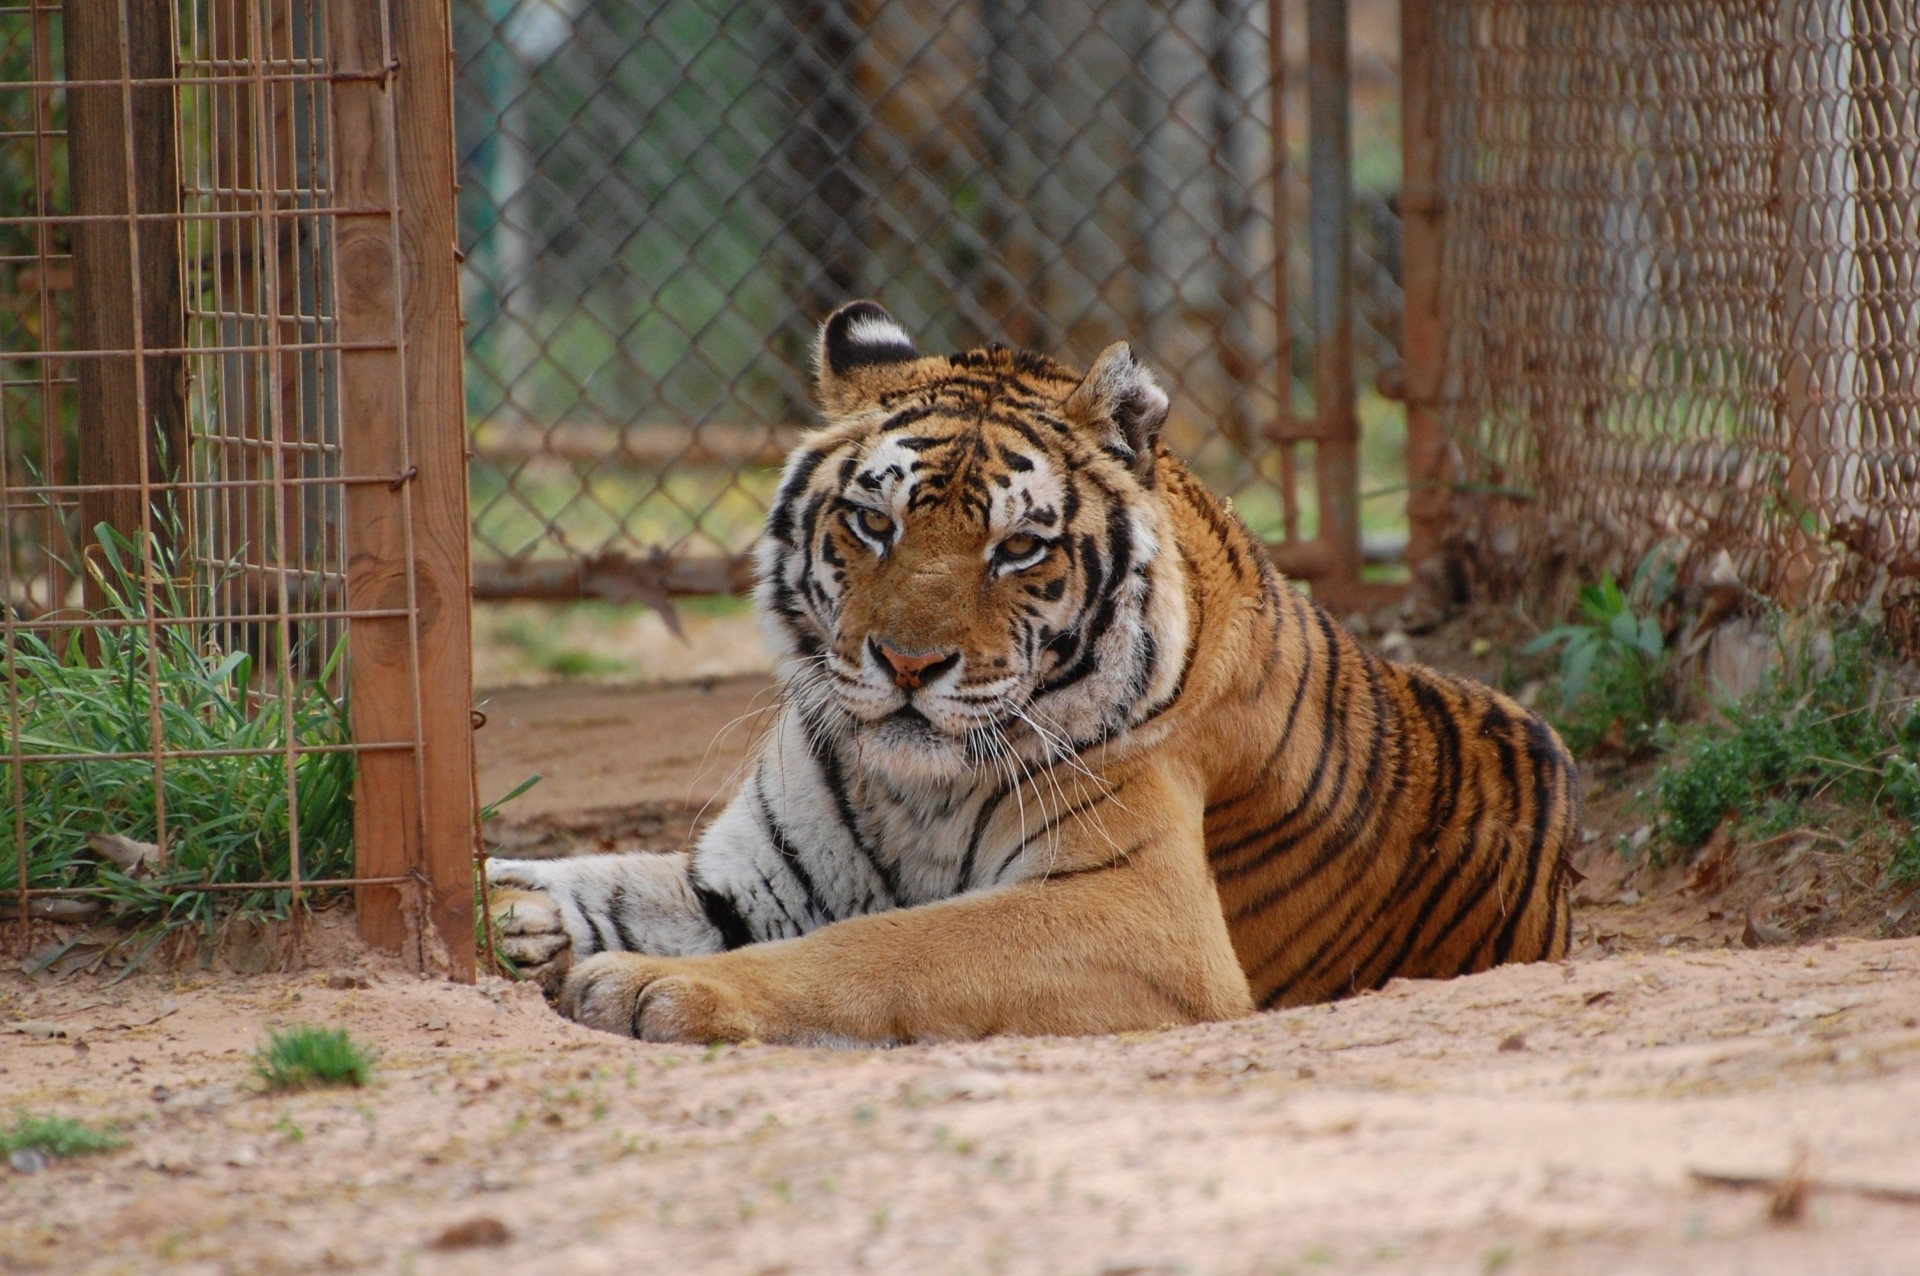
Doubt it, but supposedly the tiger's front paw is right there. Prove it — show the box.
[560,953,761,1044]
[487,885,574,994]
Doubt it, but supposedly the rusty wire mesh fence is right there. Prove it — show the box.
[1423,0,1920,642]
[0,1,475,972]
[454,0,1410,606]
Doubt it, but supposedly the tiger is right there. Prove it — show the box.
[485,301,1578,1045]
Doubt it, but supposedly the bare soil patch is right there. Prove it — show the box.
[476,675,774,853]
[6,622,1920,1274]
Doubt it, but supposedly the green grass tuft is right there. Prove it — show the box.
[251,1023,377,1092]
[0,1110,126,1159]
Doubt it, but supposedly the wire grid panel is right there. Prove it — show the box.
[1429,0,1920,629]
[0,0,475,968]
[455,0,1407,599]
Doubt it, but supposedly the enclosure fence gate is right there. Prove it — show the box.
[1403,0,1920,641]
[455,0,1409,616]
[0,0,477,975]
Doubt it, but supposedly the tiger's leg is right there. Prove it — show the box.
[555,775,1255,1044]
[486,720,896,989]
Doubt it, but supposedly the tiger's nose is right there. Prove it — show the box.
[870,639,959,691]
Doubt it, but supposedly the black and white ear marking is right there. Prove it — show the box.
[818,301,920,377]
[1065,341,1171,483]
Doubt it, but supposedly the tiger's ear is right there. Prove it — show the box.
[1064,342,1169,483]
[814,301,923,413]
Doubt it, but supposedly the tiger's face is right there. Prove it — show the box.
[755,303,1191,786]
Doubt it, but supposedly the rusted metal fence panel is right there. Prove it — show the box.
[1423,0,1920,641]
[453,0,1409,610]
[0,1,476,974]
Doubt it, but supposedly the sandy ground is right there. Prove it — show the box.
[6,628,1920,1274]
[4,929,1918,1275]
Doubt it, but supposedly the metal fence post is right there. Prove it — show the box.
[1307,0,1364,607]
[1398,0,1447,595]
[1775,0,1865,602]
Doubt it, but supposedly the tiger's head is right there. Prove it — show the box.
[755,302,1192,786]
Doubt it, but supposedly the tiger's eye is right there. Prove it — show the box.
[857,508,894,539]
[999,532,1041,559]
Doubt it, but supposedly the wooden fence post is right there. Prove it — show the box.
[326,0,476,978]
[63,0,186,580]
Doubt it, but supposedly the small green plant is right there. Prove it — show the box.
[1525,555,1676,754]
[1,523,355,956]
[251,1023,377,1092]
[1655,619,1920,880]
[472,767,541,973]
[480,772,542,824]
[0,1110,125,1160]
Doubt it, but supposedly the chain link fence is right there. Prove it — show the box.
[453,0,1410,605]
[1425,0,1920,644]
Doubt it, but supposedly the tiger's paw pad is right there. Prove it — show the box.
[487,885,573,993]
[559,954,759,1044]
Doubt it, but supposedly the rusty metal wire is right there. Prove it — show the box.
[453,0,1409,602]
[1,1,473,966]
[1428,0,1920,637]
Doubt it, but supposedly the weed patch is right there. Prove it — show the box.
[0,524,354,955]
[1654,620,1920,881]
[252,1023,377,1092]
[0,1110,125,1160]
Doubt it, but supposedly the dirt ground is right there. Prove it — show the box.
[7,620,1920,1275]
